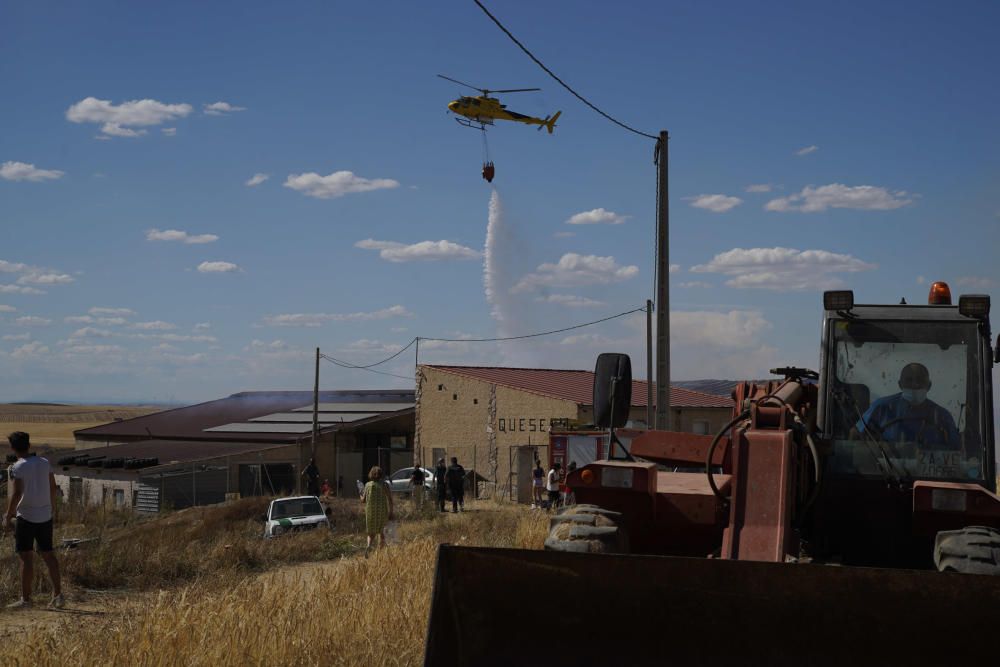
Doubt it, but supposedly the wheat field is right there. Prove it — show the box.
[0,404,163,448]
[2,499,548,666]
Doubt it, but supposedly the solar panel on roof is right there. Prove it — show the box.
[206,412,384,433]
[204,423,316,434]
[290,403,413,413]
[248,412,382,423]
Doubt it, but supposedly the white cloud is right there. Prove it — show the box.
[687,194,742,213]
[679,281,712,288]
[147,229,219,244]
[0,161,65,182]
[670,264,681,273]
[355,239,481,262]
[161,127,177,136]
[535,294,605,308]
[0,305,14,312]
[245,339,290,353]
[341,339,405,354]
[691,246,877,291]
[262,305,412,327]
[672,310,772,348]
[16,272,74,285]
[565,208,628,225]
[15,316,52,327]
[100,123,147,138]
[11,341,48,359]
[0,285,44,295]
[66,97,193,138]
[194,322,211,330]
[197,261,240,273]
[90,307,135,316]
[745,184,773,193]
[552,231,576,239]
[131,320,176,331]
[0,260,73,291]
[63,344,126,356]
[796,145,819,156]
[954,276,995,289]
[284,171,399,199]
[203,102,246,116]
[765,184,913,213]
[70,327,114,338]
[245,173,269,187]
[65,314,128,326]
[558,333,619,346]
[139,333,216,343]
[513,253,639,293]
[2,333,29,341]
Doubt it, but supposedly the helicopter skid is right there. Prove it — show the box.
[455,117,492,131]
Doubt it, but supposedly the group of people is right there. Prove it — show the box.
[532,459,576,510]
[358,456,470,556]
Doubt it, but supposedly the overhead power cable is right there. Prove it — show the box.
[473,0,658,141]
[320,353,414,381]
[320,306,644,381]
[320,337,417,369]
[418,306,646,343]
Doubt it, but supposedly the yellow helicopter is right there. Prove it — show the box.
[439,74,561,134]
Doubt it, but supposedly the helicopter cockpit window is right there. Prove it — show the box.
[826,319,985,482]
[471,99,480,106]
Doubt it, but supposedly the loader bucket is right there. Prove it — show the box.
[425,545,1000,666]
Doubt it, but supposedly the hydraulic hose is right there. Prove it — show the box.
[706,410,750,502]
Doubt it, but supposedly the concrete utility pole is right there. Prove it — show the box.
[654,131,671,430]
[312,347,320,458]
[646,299,653,429]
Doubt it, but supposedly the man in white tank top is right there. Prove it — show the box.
[3,432,63,609]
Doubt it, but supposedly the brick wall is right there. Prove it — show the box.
[415,367,580,495]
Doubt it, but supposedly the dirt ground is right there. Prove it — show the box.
[0,586,130,637]
[0,404,164,448]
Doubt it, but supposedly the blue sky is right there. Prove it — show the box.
[1,0,998,403]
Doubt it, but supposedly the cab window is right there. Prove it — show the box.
[826,319,984,481]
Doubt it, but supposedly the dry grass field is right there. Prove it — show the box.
[0,496,549,665]
[0,404,164,448]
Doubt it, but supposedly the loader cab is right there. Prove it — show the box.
[818,288,996,492]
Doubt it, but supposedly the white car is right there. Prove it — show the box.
[263,496,330,538]
[387,467,435,495]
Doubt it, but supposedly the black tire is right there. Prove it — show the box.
[544,504,628,554]
[934,526,1000,575]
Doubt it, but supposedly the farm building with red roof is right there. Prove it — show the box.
[415,365,733,496]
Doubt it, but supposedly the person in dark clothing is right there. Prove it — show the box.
[445,457,466,513]
[409,467,427,508]
[435,458,448,512]
[301,458,321,496]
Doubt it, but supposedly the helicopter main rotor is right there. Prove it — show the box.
[437,74,540,97]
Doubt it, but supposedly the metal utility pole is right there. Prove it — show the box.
[312,347,320,458]
[646,299,653,429]
[654,131,671,430]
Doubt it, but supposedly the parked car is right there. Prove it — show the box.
[387,467,435,495]
[263,495,330,538]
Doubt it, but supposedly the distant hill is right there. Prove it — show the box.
[673,380,765,397]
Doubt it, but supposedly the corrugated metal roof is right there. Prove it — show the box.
[424,365,732,409]
[75,390,415,442]
[55,439,293,472]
